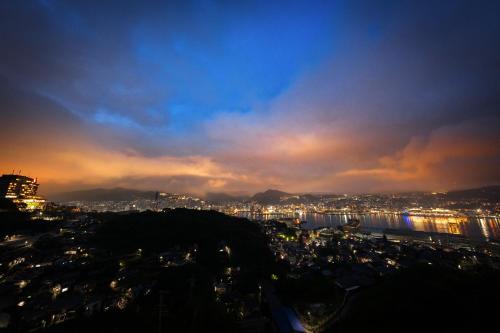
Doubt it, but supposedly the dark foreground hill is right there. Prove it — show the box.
[333,265,500,333]
[40,209,274,333]
[90,209,273,273]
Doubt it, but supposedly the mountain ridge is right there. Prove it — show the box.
[48,187,158,202]
[47,185,500,203]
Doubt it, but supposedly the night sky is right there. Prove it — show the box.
[1,0,499,195]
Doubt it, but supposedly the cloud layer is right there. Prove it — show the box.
[1,0,499,195]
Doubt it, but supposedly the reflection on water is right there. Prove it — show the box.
[237,212,500,242]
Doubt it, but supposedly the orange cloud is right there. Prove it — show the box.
[336,118,500,191]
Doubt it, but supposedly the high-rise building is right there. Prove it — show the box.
[0,174,45,210]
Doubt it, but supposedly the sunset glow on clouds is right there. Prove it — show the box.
[1,0,499,195]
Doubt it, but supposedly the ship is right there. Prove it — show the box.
[402,208,465,218]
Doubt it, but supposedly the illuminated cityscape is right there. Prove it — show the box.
[1,1,500,332]
[1,178,499,331]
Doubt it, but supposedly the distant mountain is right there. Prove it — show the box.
[48,187,158,202]
[445,185,500,201]
[250,189,322,204]
[204,192,250,203]
[47,185,500,204]
[251,189,291,204]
